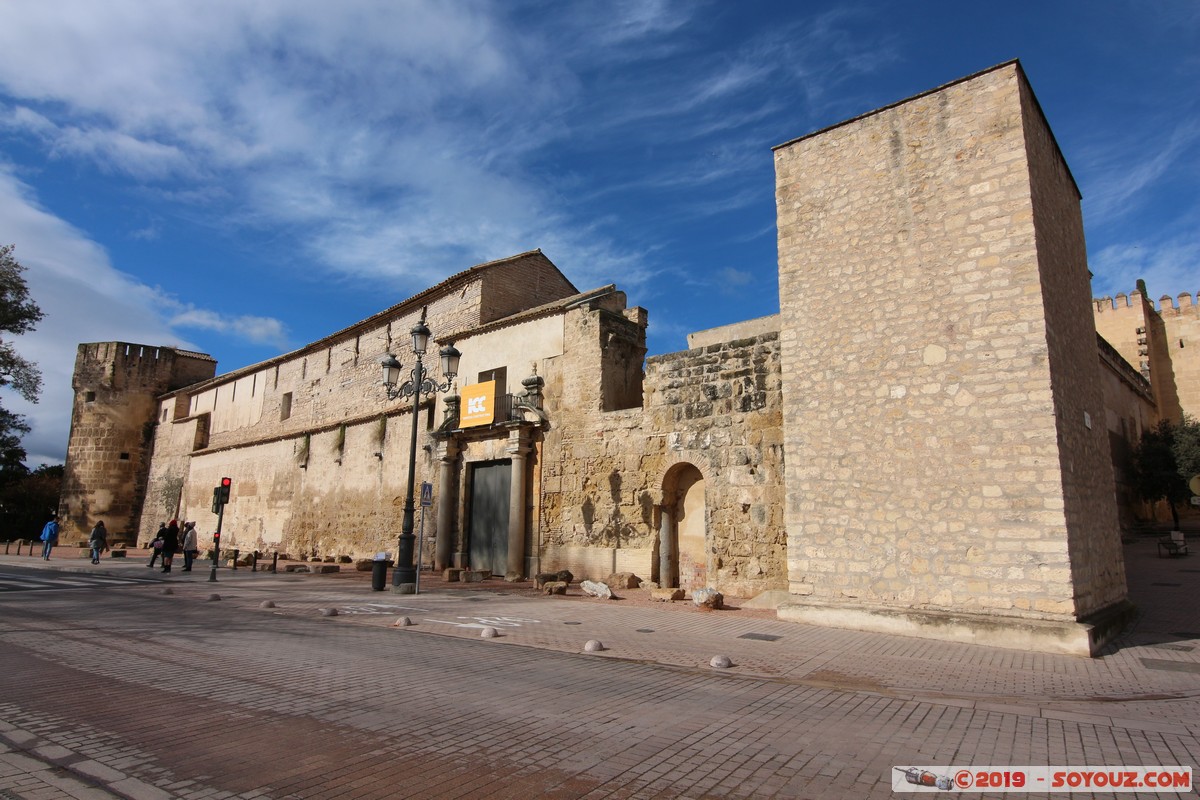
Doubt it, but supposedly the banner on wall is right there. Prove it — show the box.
[460,380,496,428]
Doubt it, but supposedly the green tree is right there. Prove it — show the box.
[0,464,62,541]
[1132,417,1200,529]
[0,244,44,474]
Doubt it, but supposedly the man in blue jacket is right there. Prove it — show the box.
[40,515,59,560]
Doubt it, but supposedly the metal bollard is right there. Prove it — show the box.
[270,552,278,573]
[3,540,9,555]
[232,548,239,570]
[252,551,259,572]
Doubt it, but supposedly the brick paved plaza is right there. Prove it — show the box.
[1,539,1197,799]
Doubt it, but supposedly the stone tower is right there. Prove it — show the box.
[773,61,1130,655]
[60,342,216,543]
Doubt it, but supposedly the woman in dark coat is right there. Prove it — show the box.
[161,519,180,573]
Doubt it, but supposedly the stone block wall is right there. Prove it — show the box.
[1157,293,1200,422]
[539,321,786,598]
[137,254,580,556]
[1094,292,1181,421]
[1097,335,1157,533]
[773,61,1125,627]
[61,343,215,542]
[643,333,787,596]
[1019,76,1125,617]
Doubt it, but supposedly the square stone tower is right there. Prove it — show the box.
[774,61,1130,655]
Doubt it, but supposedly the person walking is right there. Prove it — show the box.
[88,520,109,564]
[148,522,166,568]
[160,519,180,573]
[39,514,59,560]
[181,521,198,572]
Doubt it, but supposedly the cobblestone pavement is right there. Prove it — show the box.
[0,539,1197,799]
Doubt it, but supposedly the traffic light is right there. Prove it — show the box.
[218,476,232,504]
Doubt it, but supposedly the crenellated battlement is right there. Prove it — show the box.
[1094,291,1199,316]
[1156,291,1199,315]
[1094,292,1145,313]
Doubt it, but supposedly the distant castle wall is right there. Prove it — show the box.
[59,343,216,542]
[1094,291,1200,424]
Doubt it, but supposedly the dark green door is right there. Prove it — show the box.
[468,460,511,575]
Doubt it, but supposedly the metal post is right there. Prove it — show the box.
[271,551,278,573]
[252,551,258,572]
[232,549,239,570]
[416,501,427,594]
[209,507,224,583]
[392,357,423,591]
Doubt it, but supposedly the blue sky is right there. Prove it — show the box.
[1,1,1197,466]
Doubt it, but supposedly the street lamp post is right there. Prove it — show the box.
[380,311,460,592]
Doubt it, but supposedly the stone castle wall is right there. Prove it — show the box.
[1096,335,1157,533]
[1155,293,1200,423]
[1018,76,1125,617]
[1094,290,1200,528]
[538,316,786,597]
[772,62,1125,645]
[61,343,215,542]
[139,252,579,555]
[642,333,787,596]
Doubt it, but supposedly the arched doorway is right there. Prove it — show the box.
[658,463,707,591]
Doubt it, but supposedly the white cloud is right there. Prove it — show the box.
[0,167,286,465]
[1081,121,1200,225]
[169,308,289,348]
[1091,232,1200,304]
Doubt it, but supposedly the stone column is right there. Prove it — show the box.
[505,431,530,578]
[658,506,675,588]
[434,438,459,572]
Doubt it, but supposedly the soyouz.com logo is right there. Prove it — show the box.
[892,765,1192,793]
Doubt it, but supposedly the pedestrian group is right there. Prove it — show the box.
[148,519,199,573]
[35,515,201,574]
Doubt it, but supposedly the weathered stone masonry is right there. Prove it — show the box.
[773,61,1128,653]
[63,61,1199,655]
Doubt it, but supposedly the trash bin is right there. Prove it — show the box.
[371,559,393,591]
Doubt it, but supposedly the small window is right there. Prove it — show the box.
[119,452,130,461]
[281,392,293,421]
[161,408,168,422]
[85,391,96,402]
[193,414,210,451]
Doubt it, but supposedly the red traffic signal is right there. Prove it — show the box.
[217,477,232,504]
